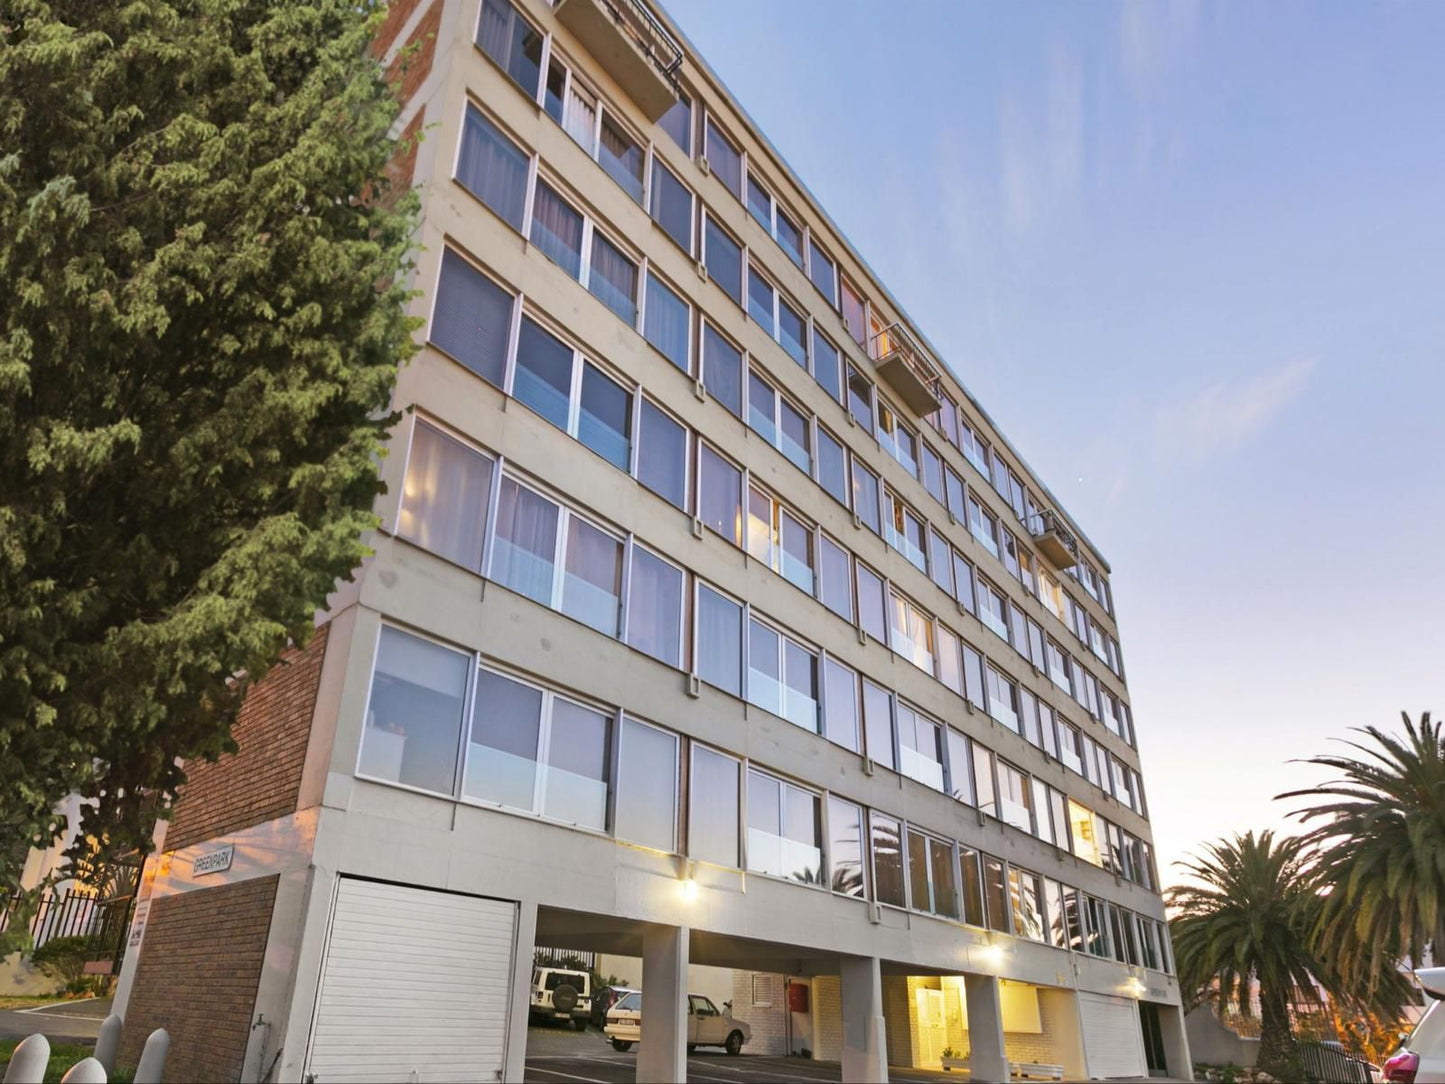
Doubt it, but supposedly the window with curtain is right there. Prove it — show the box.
[702,323,742,417]
[636,399,687,510]
[598,113,643,203]
[870,813,904,907]
[358,626,469,795]
[563,80,597,151]
[746,771,822,884]
[542,698,611,829]
[643,273,689,372]
[399,421,493,572]
[514,316,573,431]
[588,232,637,325]
[457,106,529,230]
[704,118,742,197]
[530,182,584,280]
[625,546,683,667]
[650,160,693,253]
[690,746,740,867]
[478,0,542,96]
[827,797,866,897]
[704,216,742,305]
[996,760,1033,833]
[577,362,631,471]
[561,517,622,636]
[660,94,691,154]
[889,592,934,674]
[695,584,742,697]
[816,426,848,506]
[822,657,859,752]
[896,703,943,791]
[615,717,678,851]
[464,667,543,811]
[429,248,512,388]
[490,477,559,606]
[697,444,741,545]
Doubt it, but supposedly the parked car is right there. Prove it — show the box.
[603,991,751,1055]
[592,984,640,1029]
[1385,968,1445,1082]
[530,966,592,1030]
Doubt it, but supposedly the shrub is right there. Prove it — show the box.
[28,936,99,993]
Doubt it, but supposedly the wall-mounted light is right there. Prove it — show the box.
[679,877,699,902]
[1124,976,1146,999]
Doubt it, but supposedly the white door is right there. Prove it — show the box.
[306,879,518,1083]
[1078,993,1146,1079]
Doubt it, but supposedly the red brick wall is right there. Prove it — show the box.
[165,626,328,852]
[372,0,424,59]
[119,876,280,1082]
[387,1,442,106]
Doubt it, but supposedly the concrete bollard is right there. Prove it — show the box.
[59,1057,106,1083]
[133,1028,169,1084]
[2,1034,50,1084]
[94,1014,123,1075]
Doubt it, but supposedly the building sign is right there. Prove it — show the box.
[128,900,150,948]
[193,844,234,876]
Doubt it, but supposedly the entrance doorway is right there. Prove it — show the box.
[1140,1001,1168,1075]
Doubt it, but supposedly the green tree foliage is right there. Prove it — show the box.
[0,0,419,901]
[1281,711,1445,998]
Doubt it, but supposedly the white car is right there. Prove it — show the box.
[1386,968,1445,1082]
[530,966,592,1030]
[604,991,751,1055]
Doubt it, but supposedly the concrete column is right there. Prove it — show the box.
[839,956,888,1083]
[963,973,1007,1083]
[502,900,538,1084]
[1158,1003,1195,1081]
[637,923,689,1084]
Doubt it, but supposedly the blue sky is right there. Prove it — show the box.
[661,0,1445,878]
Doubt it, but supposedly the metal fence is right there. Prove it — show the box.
[1297,1040,1376,1083]
[0,889,134,973]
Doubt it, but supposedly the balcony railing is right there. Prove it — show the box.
[868,322,942,417]
[556,0,683,122]
[1027,509,1079,570]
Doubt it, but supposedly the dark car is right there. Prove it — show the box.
[591,984,640,1030]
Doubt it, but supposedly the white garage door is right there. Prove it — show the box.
[1079,993,1146,1080]
[306,879,517,1083]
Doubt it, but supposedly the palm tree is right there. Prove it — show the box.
[1168,831,1324,1078]
[1279,711,1445,998]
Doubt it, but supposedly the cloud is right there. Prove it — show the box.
[999,44,1085,232]
[1119,0,1201,93]
[1154,357,1318,462]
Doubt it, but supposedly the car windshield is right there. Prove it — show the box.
[545,972,587,992]
[614,992,640,1012]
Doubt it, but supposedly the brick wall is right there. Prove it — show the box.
[165,627,328,852]
[372,0,424,58]
[119,876,279,1082]
[731,971,788,1055]
[812,975,843,1063]
[386,1,442,107]
[1004,984,1067,1066]
[883,974,914,1066]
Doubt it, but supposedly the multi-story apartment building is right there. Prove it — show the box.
[110,0,1191,1080]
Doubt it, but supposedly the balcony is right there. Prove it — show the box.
[1028,509,1079,570]
[555,0,682,123]
[869,322,942,418]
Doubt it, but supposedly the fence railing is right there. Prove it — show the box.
[1297,1040,1375,1083]
[0,889,135,973]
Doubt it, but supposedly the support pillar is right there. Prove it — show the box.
[637,923,688,1084]
[839,956,888,1083]
[1159,1003,1195,1081]
[503,900,538,1084]
[964,973,1007,1082]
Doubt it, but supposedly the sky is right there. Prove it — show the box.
[660,0,1445,882]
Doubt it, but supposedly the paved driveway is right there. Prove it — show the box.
[0,997,111,1043]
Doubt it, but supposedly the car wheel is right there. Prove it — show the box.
[611,1039,632,1052]
[725,1031,744,1056]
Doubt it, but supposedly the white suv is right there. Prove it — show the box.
[530,967,592,1030]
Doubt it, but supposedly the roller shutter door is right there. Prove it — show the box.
[1079,992,1146,1079]
[305,879,517,1082]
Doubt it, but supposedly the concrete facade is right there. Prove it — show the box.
[112,0,1191,1080]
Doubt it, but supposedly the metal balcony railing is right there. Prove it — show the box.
[557,0,683,121]
[868,321,942,417]
[1027,509,1080,570]
[601,0,683,89]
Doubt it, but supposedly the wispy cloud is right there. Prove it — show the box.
[999,44,1085,232]
[1119,0,1201,93]
[1154,357,1318,463]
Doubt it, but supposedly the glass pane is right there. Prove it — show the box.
[747,620,782,717]
[808,239,835,303]
[561,517,622,636]
[626,547,683,667]
[871,815,904,907]
[777,211,803,267]
[747,267,775,333]
[530,183,584,280]
[491,478,559,606]
[696,585,742,696]
[698,444,741,544]
[543,699,609,829]
[703,323,742,417]
[946,730,974,804]
[660,95,691,153]
[691,747,739,866]
[399,421,493,571]
[960,848,985,927]
[360,626,469,794]
[908,830,930,913]
[847,367,873,432]
[430,248,512,388]
[922,445,944,505]
[637,400,687,510]
[779,509,813,594]
[578,362,631,470]
[851,461,880,533]
[862,680,894,771]
[704,217,742,305]
[589,232,638,325]
[781,785,823,884]
[479,0,541,95]
[973,745,996,818]
[748,372,778,446]
[823,657,859,752]
[705,121,741,197]
[644,272,690,372]
[931,837,959,918]
[458,106,529,230]
[598,113,644,203]
[820,536,853,622]
[745,486,774,566]
[816,427,848,505]
[929,532,954,595]
[779,300,807,366]
[616,718,677,851]
[514,317,573,431]
[813,332,841,401]
[984,857,1009,932]
[746,174,771,230]
[780,399,811,474]
[857,563,886,644]
[783,639,818,733]
[828,797,866,897]
[1010,868,1045,941]
[465,668,543,809]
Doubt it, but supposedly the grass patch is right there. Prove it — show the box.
[0,1038,103,1084]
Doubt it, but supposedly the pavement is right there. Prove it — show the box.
[0,996,111,1044]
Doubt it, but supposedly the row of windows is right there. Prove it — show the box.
[471,0,1121,641]
[358,622,1170,974]
[427,238,1139,765]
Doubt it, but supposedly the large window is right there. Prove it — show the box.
[457,105,529,230]
[851,459,881,534]
[889,592,935,674]
[615,717,678,851]
[847,366,874,432]
[530,181,584,280]
[465,670,611,831]
[978,578,1009,642]
[696,584,742,696]
[973,744,996,818]
[862,679,894,771]
[808,238,837,305]
[877,403,918,477]
[840,278,866,344]
[996,760,1033,834]
[985,667,1019,733]
[598,113,644,203]
[1009,867,1046,942]
[491,476,560,607]
[984,856,1009,933]
[359,626,469,795]
[819,535,854,621]
[648,159,693,253]
[560,515,624,636]
[908,829,959,918]
[746,485,814,594]
[856,563,887,644]
[746,770,822,884]
[960,848,986,927]
[513,317,632,470]
[746,173,804,267]
[946,730,974,805]
[478,0,542,96]
[929,530,954,597]
[430,247,513,388]
[870,813,905,907]
[884,492,927,572]
[896,703,943,791]
[636,398,687,510]
[399,420,494,572]
[747,264,776,335]
[967,494,999,558]
[704,116,742,198]
[954,550,976,614]
[697,444,742,545]
[703,214,742,305]
[747,617,818,733]
[690,745,740,867]
[644,272,690,372]
[921,444,945,506]
[589,231,638,325]
[748,372,811,474]
[816,426,848,506]
[813,330,841,402]
[660,94,691,154]
[822,657,860,752]
[625,546,684,667]
[702,322,743,417]
[828,797,866,897]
